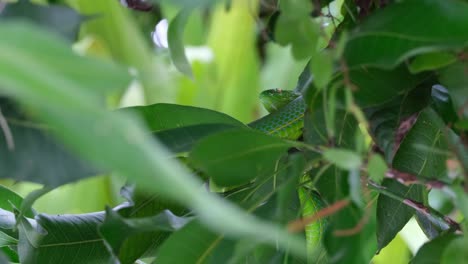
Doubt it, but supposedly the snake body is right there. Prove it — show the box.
[248,89,326,258]
[249,90,306,140]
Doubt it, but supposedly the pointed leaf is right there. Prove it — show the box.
[168,8,193,77]
[376,179,424,251]
[345,0,468,69]
[190,129,292,187]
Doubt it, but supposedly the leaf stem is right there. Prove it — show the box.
[367,180,461,232]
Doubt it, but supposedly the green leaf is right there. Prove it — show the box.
[156,220,219,264]
[99,207,191,263]
[0,1,84,41]
[349,66,429,107]
[367,154,387,183]
[364,86,432,162]
[17,212,112,264]
[0,98,98,187]
[344,0,468,69]
[0,229,17,247]
[408,52,457,73]
[323,149,362,170]
[0,185,34,218]
[190,129,291,187]
[411,233,459,264]
[154,124,240,154]
[168,7,193,77]
[121,103,245,132]
[438,61,468,119]
[0,21,305,258]
[376,179,424,251]
[323,204,376,264]
[275,15,319,60]
[441,236,468,264]
[310,51,334,91]
[393,108,450,180]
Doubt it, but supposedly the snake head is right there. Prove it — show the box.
[259,89,301,113]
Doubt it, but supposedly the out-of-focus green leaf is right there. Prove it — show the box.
[121,103,245,132]
[438,61,468,118]
[345,0,468,69]
[168,7,193,77]
[99,208,191,263]
[408,52,457,73]
[323,149,362,170]
[393,108,450,180]
[411,233,459,264]
[68,0,173,103]
[0,21,305,258]
[17,212,111,264]
[0,98,98,187]
[376,179,424,251]
[190,129,291,187]
[275,15,319,60]
[441,236,468,264]
[0,0,84,41]
[310,51,334,90]
[367,154,387,183]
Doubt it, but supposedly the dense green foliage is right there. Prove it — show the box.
[0,0,467,263]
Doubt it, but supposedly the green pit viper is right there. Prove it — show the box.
[248,89,327,259]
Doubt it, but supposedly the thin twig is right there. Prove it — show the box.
[0,108,14,150]
[287,198,350,233]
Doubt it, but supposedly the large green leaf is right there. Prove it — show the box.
[17,212,111,264]
[190,129,292,187]
[411,233,459,264]
[154,124,240,154]
[0,21,305,258]
[0,98,98,186]
[376,179,424,251]
[121,103,245,132]
[441,236,468,264]
[349,66,429,107]
[344,0,468,69]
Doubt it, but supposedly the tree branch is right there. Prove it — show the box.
[367,180,462,232]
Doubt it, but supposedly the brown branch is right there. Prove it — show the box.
[367,180,462,232]
[287,198,350,233]
[385,168,451,190]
